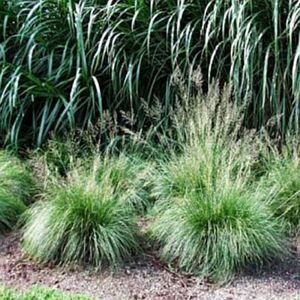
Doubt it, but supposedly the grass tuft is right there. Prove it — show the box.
[149,76,289,282]
[261,136,300,235]
[22,173,140,267]
[0,188,26,234]
[150,188,289,282]
[0,151,36,204]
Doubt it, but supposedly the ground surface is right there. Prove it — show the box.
[0,233,299,300]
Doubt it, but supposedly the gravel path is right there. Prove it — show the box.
[0,233,299,300]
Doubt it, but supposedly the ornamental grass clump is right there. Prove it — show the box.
[269,164,300,234]
[151,144,289,282]
[150,188,288,282]
[150,73,288,282]
[0,188,26,234]
[0,151,35,233]
[22,173,139,267]
[262,136,300,235]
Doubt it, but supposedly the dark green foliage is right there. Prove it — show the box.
[0,0,299,146]
[261,138,300,234]
[269,162,300,232]
[149,80,289,281]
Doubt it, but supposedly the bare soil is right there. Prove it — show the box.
[0,232,299,300]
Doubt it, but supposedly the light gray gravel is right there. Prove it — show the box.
[0,233,299,300]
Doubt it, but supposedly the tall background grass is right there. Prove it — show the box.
[0,0,299,146]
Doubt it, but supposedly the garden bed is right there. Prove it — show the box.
[1,232,299,300]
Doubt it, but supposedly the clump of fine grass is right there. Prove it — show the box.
[0,151,36,204]
[150,189,288,282]
[151,141,289,282]
[150,72,289,282]
[261,136,300,235]
[0,151,35,234]
[30,129,154,214]
[22,172,140,267]
[0,188,26,234]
